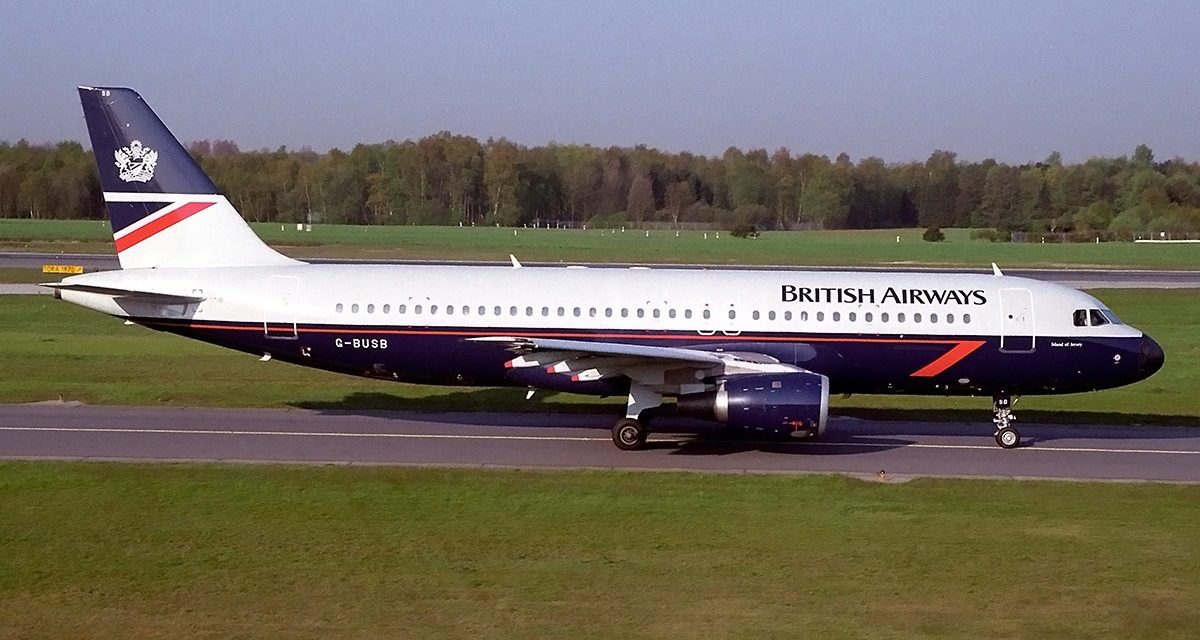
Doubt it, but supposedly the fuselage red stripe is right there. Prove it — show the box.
[114,201,214,252]
[155,320,970,345]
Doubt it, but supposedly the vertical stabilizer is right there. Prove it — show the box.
[77,86,297,269]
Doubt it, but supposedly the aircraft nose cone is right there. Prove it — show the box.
[1138,335,1165,379]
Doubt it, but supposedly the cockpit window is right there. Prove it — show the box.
[1075,308,1119,327]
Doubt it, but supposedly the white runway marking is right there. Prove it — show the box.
[2,425,1198,456]
[0,425,608,443]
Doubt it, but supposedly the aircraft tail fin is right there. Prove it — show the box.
[77,86,297,269]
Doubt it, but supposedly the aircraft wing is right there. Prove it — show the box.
[468,335,799,384]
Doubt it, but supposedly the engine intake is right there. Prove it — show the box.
[678,371,830,437]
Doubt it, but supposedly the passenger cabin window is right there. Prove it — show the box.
[784,311,792,321]
[336,303,344,313]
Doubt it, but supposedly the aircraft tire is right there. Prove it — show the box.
[613,418,649,451]
[995,427,1021,449]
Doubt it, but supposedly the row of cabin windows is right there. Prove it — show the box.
[332,302,971,325]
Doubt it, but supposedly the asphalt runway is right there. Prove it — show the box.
[2,404,1197,482]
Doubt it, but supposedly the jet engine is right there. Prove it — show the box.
[677,371,830,437]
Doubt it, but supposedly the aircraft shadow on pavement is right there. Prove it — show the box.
[291,392,1200,454]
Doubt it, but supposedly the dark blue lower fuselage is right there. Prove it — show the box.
[137,318,1164,398]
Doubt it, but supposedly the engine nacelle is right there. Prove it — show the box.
[677,371,830,437]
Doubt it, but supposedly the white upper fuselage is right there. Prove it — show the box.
[62,263,1139,342]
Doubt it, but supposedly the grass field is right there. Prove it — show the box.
[2,218,1199,268]
[0,268,51,283]
[1,289,1195,424]
[0,463,1197,639]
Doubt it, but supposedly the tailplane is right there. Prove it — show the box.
[78,86,297,269]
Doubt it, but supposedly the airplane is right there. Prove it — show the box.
[49,86,1165,451]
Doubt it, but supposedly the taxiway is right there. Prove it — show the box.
[2,404,1197,482]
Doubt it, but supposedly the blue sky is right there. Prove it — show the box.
[2,0,1197,162]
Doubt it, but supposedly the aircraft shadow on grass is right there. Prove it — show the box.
[291,391,1200,455]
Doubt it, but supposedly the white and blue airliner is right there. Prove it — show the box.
[50,87,1164,450]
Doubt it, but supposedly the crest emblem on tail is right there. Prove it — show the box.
[114,140,158,182]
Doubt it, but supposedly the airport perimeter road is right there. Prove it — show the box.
[2,404,1198,482]
[6,251,1200,288]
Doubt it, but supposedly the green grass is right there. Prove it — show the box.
[0,267,59,283]
[1,462,1198,639]
[3,219,1199,268]
[0,289,1195,424]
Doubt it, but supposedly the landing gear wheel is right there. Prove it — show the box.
[991,393,1021,449]
[612,418,649,451]
[995,427,1021,449]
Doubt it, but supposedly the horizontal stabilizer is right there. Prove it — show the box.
[42,282,204,304]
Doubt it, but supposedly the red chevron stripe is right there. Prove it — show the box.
[114,201,214,252]
[909,340,986,377]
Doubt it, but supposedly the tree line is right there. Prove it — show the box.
[2,136,1199,237]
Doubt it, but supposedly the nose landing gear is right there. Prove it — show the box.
[993,394,1021,449]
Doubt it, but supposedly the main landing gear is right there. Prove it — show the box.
[992,394,1021,449]
[612,382,661,451]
